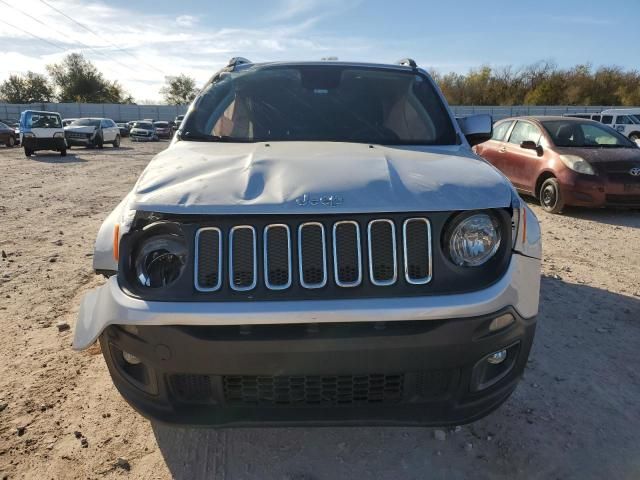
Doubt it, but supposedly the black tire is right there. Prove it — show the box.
[112,135,120,148]
[60,149,67,157]
[24,147,33,157]
[539,177,565,214]
[95,134,104,149]
[630,132,640,142]
[6,135,15,147]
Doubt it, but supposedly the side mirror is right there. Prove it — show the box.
[520,140,543,156]
[458,114,492,147]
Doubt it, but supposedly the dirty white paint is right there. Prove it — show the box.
[128,141,513,215]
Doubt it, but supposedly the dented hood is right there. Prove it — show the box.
[129,141,512,214]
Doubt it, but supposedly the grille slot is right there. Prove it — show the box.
[229,226,257,291]
[194,228,223,291]
[298,222,327,289]
[333,221,362,287]
[264,224,292,290]
[367,219,397,286]
[223,374,404,406]
[169,374,214,404]
[402,218,432,284]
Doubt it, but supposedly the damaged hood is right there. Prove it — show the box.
[129,141,513,214]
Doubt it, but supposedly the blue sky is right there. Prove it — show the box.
[1,0,639,101]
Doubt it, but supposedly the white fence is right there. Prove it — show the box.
[0,103,636,123]
[0,103,189,122]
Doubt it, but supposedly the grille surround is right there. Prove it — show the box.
[263,224,292,290]
[332,221,363,287]
[402,218,432,285]
[229,226,257,291]
[367,219,398,286]
[118,209,513,302]
[194,227,223,292]
[297,222,328,289]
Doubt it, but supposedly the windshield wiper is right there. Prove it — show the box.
[181,132,235,142]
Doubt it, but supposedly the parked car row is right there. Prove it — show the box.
[473,116,640,213]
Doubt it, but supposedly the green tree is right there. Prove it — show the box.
[160,74,198,105]
[0,71,54,103]
[46,53,132,103]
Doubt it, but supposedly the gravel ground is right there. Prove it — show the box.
[0,140,639,480]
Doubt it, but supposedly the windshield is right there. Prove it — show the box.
[26,112,61,129]
[71,119,101,127]
[133,122,153,129]
[542,121,636,148]
[182,65,457,145]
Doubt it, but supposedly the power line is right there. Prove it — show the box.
[0,0,135,74]
[0,17,70,53]
[38,0,167,76]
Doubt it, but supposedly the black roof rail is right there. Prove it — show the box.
[226,57,252,70]
[396,58,417,68]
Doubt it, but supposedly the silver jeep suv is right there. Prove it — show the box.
[74,58,541,426]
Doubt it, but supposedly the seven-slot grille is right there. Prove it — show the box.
[194,218,432,293]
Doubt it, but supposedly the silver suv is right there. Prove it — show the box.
[74,58,541,426]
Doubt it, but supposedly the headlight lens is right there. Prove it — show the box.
[448,213,501,267]
[53,132,64,138]
[134,233,187,288]
[559,155,595,175]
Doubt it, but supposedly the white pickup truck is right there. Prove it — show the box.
[74,58,542,426]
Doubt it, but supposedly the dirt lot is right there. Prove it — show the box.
[0,140,639,480]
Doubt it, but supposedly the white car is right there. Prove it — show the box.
[598,109,640,142]
[64,118,121,148]
[74,58,542,427]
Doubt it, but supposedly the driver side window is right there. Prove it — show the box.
[508,121,541,145]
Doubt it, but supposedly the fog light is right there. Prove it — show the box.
[489,313,515,331]
[487,350,507,365]
[122,351,141,365]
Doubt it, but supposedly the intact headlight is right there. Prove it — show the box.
[133,227,187,288]
[559,155,595,175]
[447,213,501,267]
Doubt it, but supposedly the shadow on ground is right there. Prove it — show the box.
[28,153,87,163]
[152,278,640,480]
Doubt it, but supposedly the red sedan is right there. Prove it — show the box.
[474,116,640,213]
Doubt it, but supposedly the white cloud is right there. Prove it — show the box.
[0,0,373,102]
[176,15,198,27]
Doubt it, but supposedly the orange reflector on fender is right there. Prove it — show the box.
[113,223,120,261]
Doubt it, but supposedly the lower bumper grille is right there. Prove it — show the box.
[168,370,454,406]
[223,374,404,406]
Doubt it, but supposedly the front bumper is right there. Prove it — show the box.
[560,173,640,208]
[100,309,535,426]
[74,253,540,426]
[22,136,66,151]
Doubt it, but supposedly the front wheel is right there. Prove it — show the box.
[95,134,104,149]
[630,132,640,142]
[24,147,33,157]
[6,136,15,147]
[60,149,67,157]
[539,177,565,214]
[112,135,120,148]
